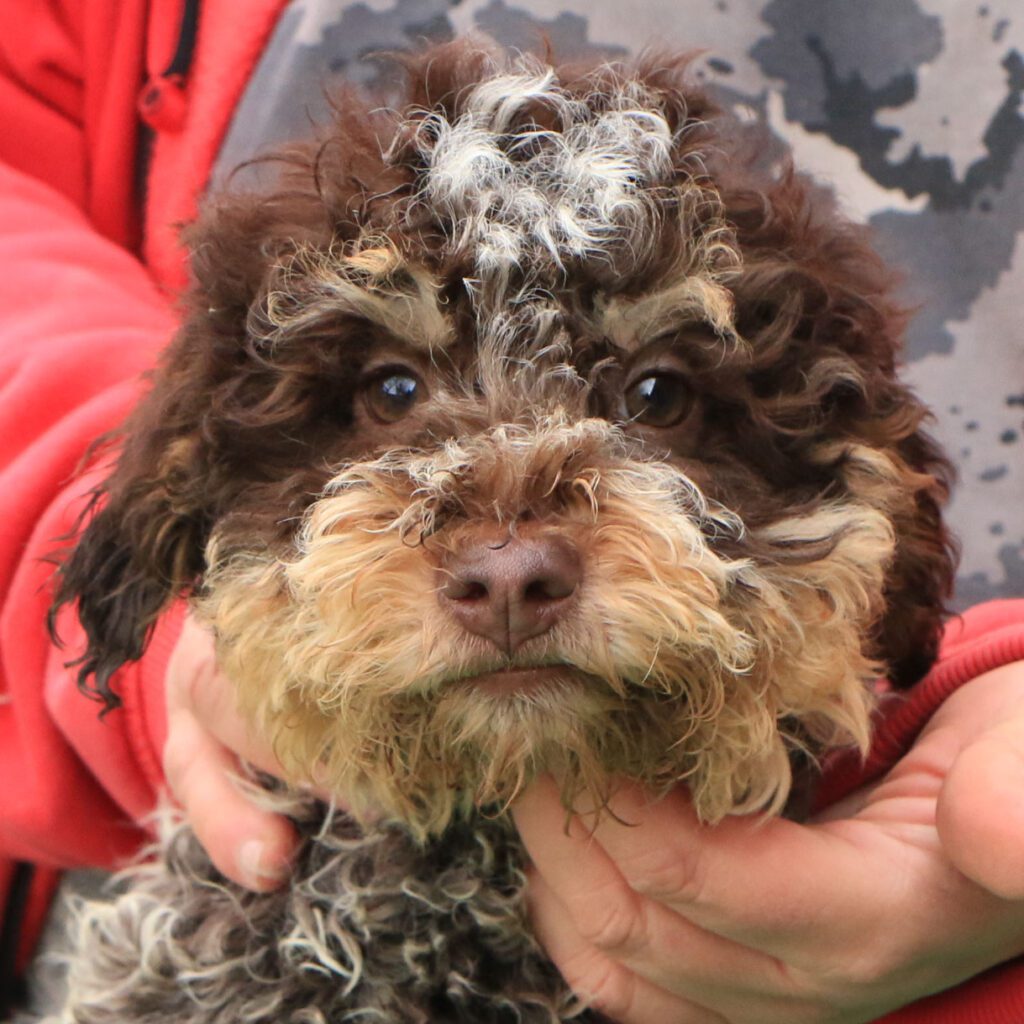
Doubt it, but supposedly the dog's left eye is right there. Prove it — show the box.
[362,369,426,423]
[624,371,691,428]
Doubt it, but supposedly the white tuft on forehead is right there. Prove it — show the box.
[397,55,739,355]
[409,61,676,286]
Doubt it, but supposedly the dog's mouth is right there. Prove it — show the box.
[455,664,585,697]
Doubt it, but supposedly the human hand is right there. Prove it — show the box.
[163,613,300,891]
[513,661,1024,1023]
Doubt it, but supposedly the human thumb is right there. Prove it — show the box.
[938,713,1024,900]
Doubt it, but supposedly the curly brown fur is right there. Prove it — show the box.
[50,39,957,1021]
[55,790,587,1024]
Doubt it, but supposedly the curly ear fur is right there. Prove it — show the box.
[720,162,958,688]
[50,393,211,709]
[878,429,958,687]
[50,194,333,708]
[50,112,392,707]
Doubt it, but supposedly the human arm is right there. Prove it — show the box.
[0,157,179,867]
[1,0,313,896]
[0,0,182,870]
[511,644,1024,1024]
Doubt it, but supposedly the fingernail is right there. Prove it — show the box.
[238,839,289,889]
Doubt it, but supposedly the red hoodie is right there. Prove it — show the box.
[0,2,1022,1019]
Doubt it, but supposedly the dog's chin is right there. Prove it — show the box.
[320,668,639,836]
[432,667,618,756]
[450,664,590,699]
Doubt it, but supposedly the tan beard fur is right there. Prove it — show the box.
[201,417,893,839]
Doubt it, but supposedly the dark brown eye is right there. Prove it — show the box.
[624,371,691,427]
[362,368,426,423]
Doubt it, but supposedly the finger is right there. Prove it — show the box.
[514,779,804,998]
[526,869,728,1024]
[166,620,288,780]
[939,716,1024,900]
[519,777,898,957]
[604,782,893,937]
[164,708,298,891]
[167,616,344,810]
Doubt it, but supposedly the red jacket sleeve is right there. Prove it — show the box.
[816,600,1024,813]
[0,0,149,248]
[0,0,182,872]
[0,0,281,883]
[0,161,181,868]
[0,4,213,988]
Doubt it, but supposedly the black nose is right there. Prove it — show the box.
[439,532,581,655]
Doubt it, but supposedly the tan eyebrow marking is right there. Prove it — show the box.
[596,274,740,353]
[260,241,453,350]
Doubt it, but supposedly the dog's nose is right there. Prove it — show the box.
[439,532,581,655]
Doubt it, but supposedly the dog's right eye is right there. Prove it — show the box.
[362,368,427,423]
[623,370,692,428]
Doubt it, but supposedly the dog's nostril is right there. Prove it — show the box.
[446,578,489,602]
[523,574,576,603]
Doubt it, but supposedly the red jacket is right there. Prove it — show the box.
[0,3,1022,1019]
[0,0,283,985]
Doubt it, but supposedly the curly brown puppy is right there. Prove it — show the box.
[50,39,956,1023]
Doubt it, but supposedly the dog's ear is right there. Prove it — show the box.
[50,190,301,710]
[723,168,960,691]
[50,109,398,707]
[51,377,212,710]
[875,425,959,689]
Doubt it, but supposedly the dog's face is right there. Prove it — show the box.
[57,45,955,836]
